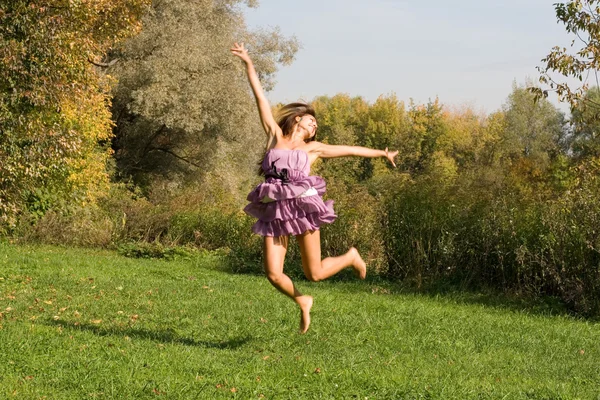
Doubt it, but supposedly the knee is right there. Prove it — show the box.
[304,271,322,282]
[266,271,283,285]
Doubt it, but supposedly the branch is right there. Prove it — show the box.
[148,147,201,168]
[182,61,234,76]
[582,95,600,108]
[88,56,119,68]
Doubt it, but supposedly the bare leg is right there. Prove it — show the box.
[296,230,367,281]
[263,236,313,333]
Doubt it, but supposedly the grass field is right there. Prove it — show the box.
[0,242,599,399]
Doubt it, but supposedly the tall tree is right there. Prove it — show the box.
[0,0,150,228]
[109,0,299,195]
[503,83,566,166]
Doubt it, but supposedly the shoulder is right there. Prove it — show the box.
[301,141,324,165]
[303,141,324,155]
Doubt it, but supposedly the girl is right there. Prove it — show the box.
[231,42,398,333]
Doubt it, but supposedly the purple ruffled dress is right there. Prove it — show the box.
[244,148,336,237]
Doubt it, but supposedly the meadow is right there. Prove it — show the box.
[1,242,599,399]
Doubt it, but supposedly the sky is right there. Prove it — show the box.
[243,0,577,114]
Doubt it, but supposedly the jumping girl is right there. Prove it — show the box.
[231,42,398,333]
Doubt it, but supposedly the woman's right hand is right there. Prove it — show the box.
[231,42,252,64]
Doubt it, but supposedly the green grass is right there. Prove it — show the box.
[0,242,599,399]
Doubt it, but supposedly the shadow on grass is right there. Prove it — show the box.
[339,276,592,321]
[46,319,252,349]
[221,252,596,321]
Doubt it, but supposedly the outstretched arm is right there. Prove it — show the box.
[310,142,399,167]
[231,42,280,137]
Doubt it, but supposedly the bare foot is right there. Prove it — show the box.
[296,295,313,334]
[350,247,367,279]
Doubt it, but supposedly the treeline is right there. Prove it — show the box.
[2,1,600,315]
[311,90,600,316]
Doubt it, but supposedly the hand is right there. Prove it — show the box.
[230,42,252,64]
[385,147,398,167]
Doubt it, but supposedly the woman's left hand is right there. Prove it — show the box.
[385,148,399,167]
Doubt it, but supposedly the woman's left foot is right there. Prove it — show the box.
[350,247,367,279]
[297,295,313,334]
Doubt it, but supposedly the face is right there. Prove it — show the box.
[296,115,318,139]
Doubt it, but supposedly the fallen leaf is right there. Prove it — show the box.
[130,314,139,321]
[230,388,237,393]
[314,368,321,374]
[260,318,267,323]
[262,356,270,360]
[91,319,102,324]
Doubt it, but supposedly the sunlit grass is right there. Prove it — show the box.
[0,242,598,399]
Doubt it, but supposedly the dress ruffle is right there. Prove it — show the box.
[245,197,336,237]
[244,149,337,237]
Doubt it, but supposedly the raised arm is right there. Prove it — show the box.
[231,42,280,137]
[309,142,399,167]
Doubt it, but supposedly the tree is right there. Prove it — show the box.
[535,0,600,109]
[0,0,150,229]
[500,83,568,194]
[503,83,566,161]
[109,0,299,195]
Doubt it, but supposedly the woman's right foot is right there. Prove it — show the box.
[350,247,367,279]
[296,295,313,334]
